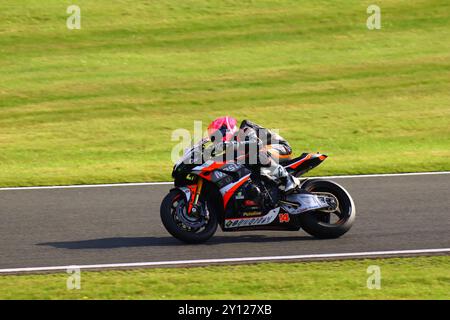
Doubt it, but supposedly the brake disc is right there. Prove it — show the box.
[175,202,208,229]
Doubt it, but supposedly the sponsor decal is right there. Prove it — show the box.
[224,208,280,228]
[214,171,226,179]
[278,213,290,223]
[235,192,245,200]
[242,211,262,217]
[222,163,240,171]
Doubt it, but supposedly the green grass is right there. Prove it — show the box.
[0,256,449,299]
[0,0,449,187]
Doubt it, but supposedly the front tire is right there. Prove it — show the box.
[160,189,218,244]
[299,179,356,239]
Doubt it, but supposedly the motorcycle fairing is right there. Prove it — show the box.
[192,160,225,173]
[219,174,251,208]
[192,160,251,189]
[175,186,194,205]
[280,193,330,214]
[284,153,327,176]
[224,207,280,229]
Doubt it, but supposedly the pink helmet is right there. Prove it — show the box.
[207,116,238,142]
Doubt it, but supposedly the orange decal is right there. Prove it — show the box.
[187,184,197,213]
[289,154,312,169]
[201,162,226,173]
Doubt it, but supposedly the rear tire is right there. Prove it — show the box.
[160,189,218,244]
[299,180,355,239]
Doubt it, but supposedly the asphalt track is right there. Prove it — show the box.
[0,173,449,272]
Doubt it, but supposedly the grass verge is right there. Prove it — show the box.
[0,256,449,299]
[0,0,449,186]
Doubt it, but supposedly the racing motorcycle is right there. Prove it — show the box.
[160,138,355,243]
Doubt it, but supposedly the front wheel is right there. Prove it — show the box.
[160,189,218,244]
[299,179,356,239]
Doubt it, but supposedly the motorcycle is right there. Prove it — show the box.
[160,138,355,243]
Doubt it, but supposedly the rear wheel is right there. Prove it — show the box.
[160,189,218,243]
[299,180,355,239]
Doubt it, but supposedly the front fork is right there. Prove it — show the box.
[188,177,204,214]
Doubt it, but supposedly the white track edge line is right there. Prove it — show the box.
[1,171,449,191]
[1,248,449,274]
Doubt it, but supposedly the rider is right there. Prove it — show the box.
[207,116,301,194]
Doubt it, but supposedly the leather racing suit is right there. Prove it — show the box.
[215,120,300,193]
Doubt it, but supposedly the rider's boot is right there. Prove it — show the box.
[281,174,301,194]
[261,163,300,194]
